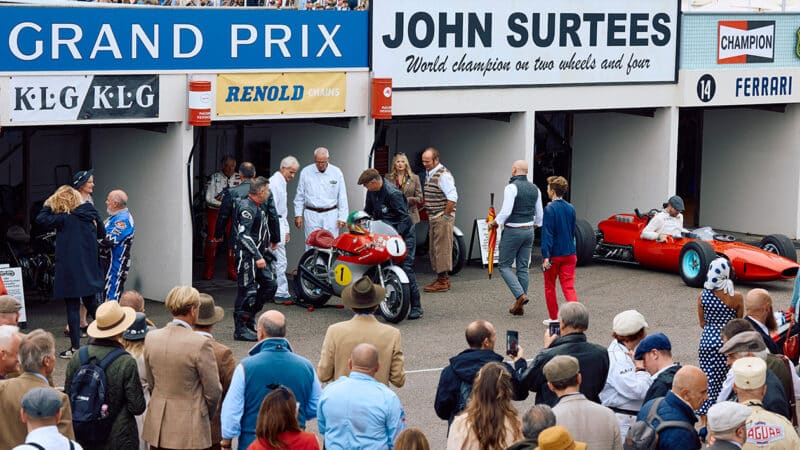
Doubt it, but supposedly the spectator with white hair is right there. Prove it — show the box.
[0,324,22,380]
[0,329,75,448]
[294,147,349,241]
[269,155,300,301]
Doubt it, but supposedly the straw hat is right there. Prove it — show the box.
[87,301,137,339]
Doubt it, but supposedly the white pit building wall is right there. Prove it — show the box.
[92,123,194,301]
[699,106,800,237]
[572,107,679,226]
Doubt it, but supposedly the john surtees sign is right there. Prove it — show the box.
[372,0,679,89]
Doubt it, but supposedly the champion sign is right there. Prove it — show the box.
[718,21,775,64]
[9,75,159,123]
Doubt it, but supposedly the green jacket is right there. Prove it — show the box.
[64,339,146,450]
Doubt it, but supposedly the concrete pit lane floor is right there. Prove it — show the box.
[32,251,797,449]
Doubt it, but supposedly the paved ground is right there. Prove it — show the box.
[25,251,798,449]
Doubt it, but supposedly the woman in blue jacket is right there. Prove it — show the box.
[36,185,104,358]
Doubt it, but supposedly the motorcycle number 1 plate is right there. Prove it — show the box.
[386,237,407,257]
[333,264,353,286]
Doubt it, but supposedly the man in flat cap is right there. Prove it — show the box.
[0,295,22,326]
[545,355,622,449]
[705,401,751,449]
[634,333,682,404]
[732,357,799,449]
[640,195,684,242]
[12,387,82,450]
[719,331,791,420]
[359,168,423,320]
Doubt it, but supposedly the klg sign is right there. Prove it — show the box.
[9,75,159,122]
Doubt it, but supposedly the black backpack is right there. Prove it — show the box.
[623,397,697,450]
[68,347,127,443]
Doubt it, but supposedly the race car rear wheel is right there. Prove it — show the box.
[679,241,717,288]
[574,219,596,266]
[759,234,797,262]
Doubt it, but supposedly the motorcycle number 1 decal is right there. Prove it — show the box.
[333,264,353,286]
[386,237,407,257]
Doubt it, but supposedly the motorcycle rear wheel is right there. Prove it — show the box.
[376,267,410,324]
[294,249,332,307]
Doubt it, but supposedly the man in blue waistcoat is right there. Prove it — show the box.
[489,160,543,316]
[219,310,321,449]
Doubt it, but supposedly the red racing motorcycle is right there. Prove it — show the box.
[293,212,411,323]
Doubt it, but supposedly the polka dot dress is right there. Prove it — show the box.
[698,288,737,415]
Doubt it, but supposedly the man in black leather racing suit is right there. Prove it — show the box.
[232,176,278,341]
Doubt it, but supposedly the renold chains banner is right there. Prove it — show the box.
[371,0,679,89]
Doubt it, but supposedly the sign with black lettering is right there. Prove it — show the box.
[9,75,159,123]
[372,0,679,89]
[718,21,775,64]
[0,266,26,323]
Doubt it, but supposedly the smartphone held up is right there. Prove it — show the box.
[506,330,519,357]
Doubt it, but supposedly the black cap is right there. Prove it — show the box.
[662,195,684,212]
[72,169,94,189]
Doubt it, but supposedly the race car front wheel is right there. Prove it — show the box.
[679,241,717,288]
[759,234,797,262]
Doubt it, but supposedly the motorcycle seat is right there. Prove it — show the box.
[307,229,334,249]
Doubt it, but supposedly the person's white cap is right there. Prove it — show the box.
[707,401,752,433]
[612,310,648,336]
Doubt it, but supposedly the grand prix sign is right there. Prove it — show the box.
[0,7,367,73]
[371,0,679,89]
[718,20,775,64]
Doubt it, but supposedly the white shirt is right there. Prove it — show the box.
[12,426,83,450]
[205,171,241,208]
[269,171,290,230]
[426,164,458,202]
[640,211,684,240]
[293,163,349,222]
[600,340,652,411]
[495,182,544,227]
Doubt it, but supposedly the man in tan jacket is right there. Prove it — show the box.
[143,286,222,450]
[318,276,405,388]
[0,329,74,449]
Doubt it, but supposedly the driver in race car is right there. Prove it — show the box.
[358,168,423,320]
[232,176,278,342]
[640,195,685,242]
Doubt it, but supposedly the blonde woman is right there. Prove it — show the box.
[446,362,523,450]
[35,185,104,359]
[386,153,423,224]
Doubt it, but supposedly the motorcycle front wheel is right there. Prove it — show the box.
[376,267,410,324]
[294,249,332,307]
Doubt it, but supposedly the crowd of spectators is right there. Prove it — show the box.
[2,256,800,449]
[74,0,368,9]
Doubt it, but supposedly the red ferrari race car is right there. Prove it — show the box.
[574,209,800,287]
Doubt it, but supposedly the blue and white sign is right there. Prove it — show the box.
[0,6,368,73]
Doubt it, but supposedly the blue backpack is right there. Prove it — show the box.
[68,347,127,443]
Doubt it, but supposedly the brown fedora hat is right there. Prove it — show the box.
[342,276,386,310]
[88,301,137,339]
[195,293,225,326]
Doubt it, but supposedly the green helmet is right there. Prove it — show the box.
[346,210,371,234]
